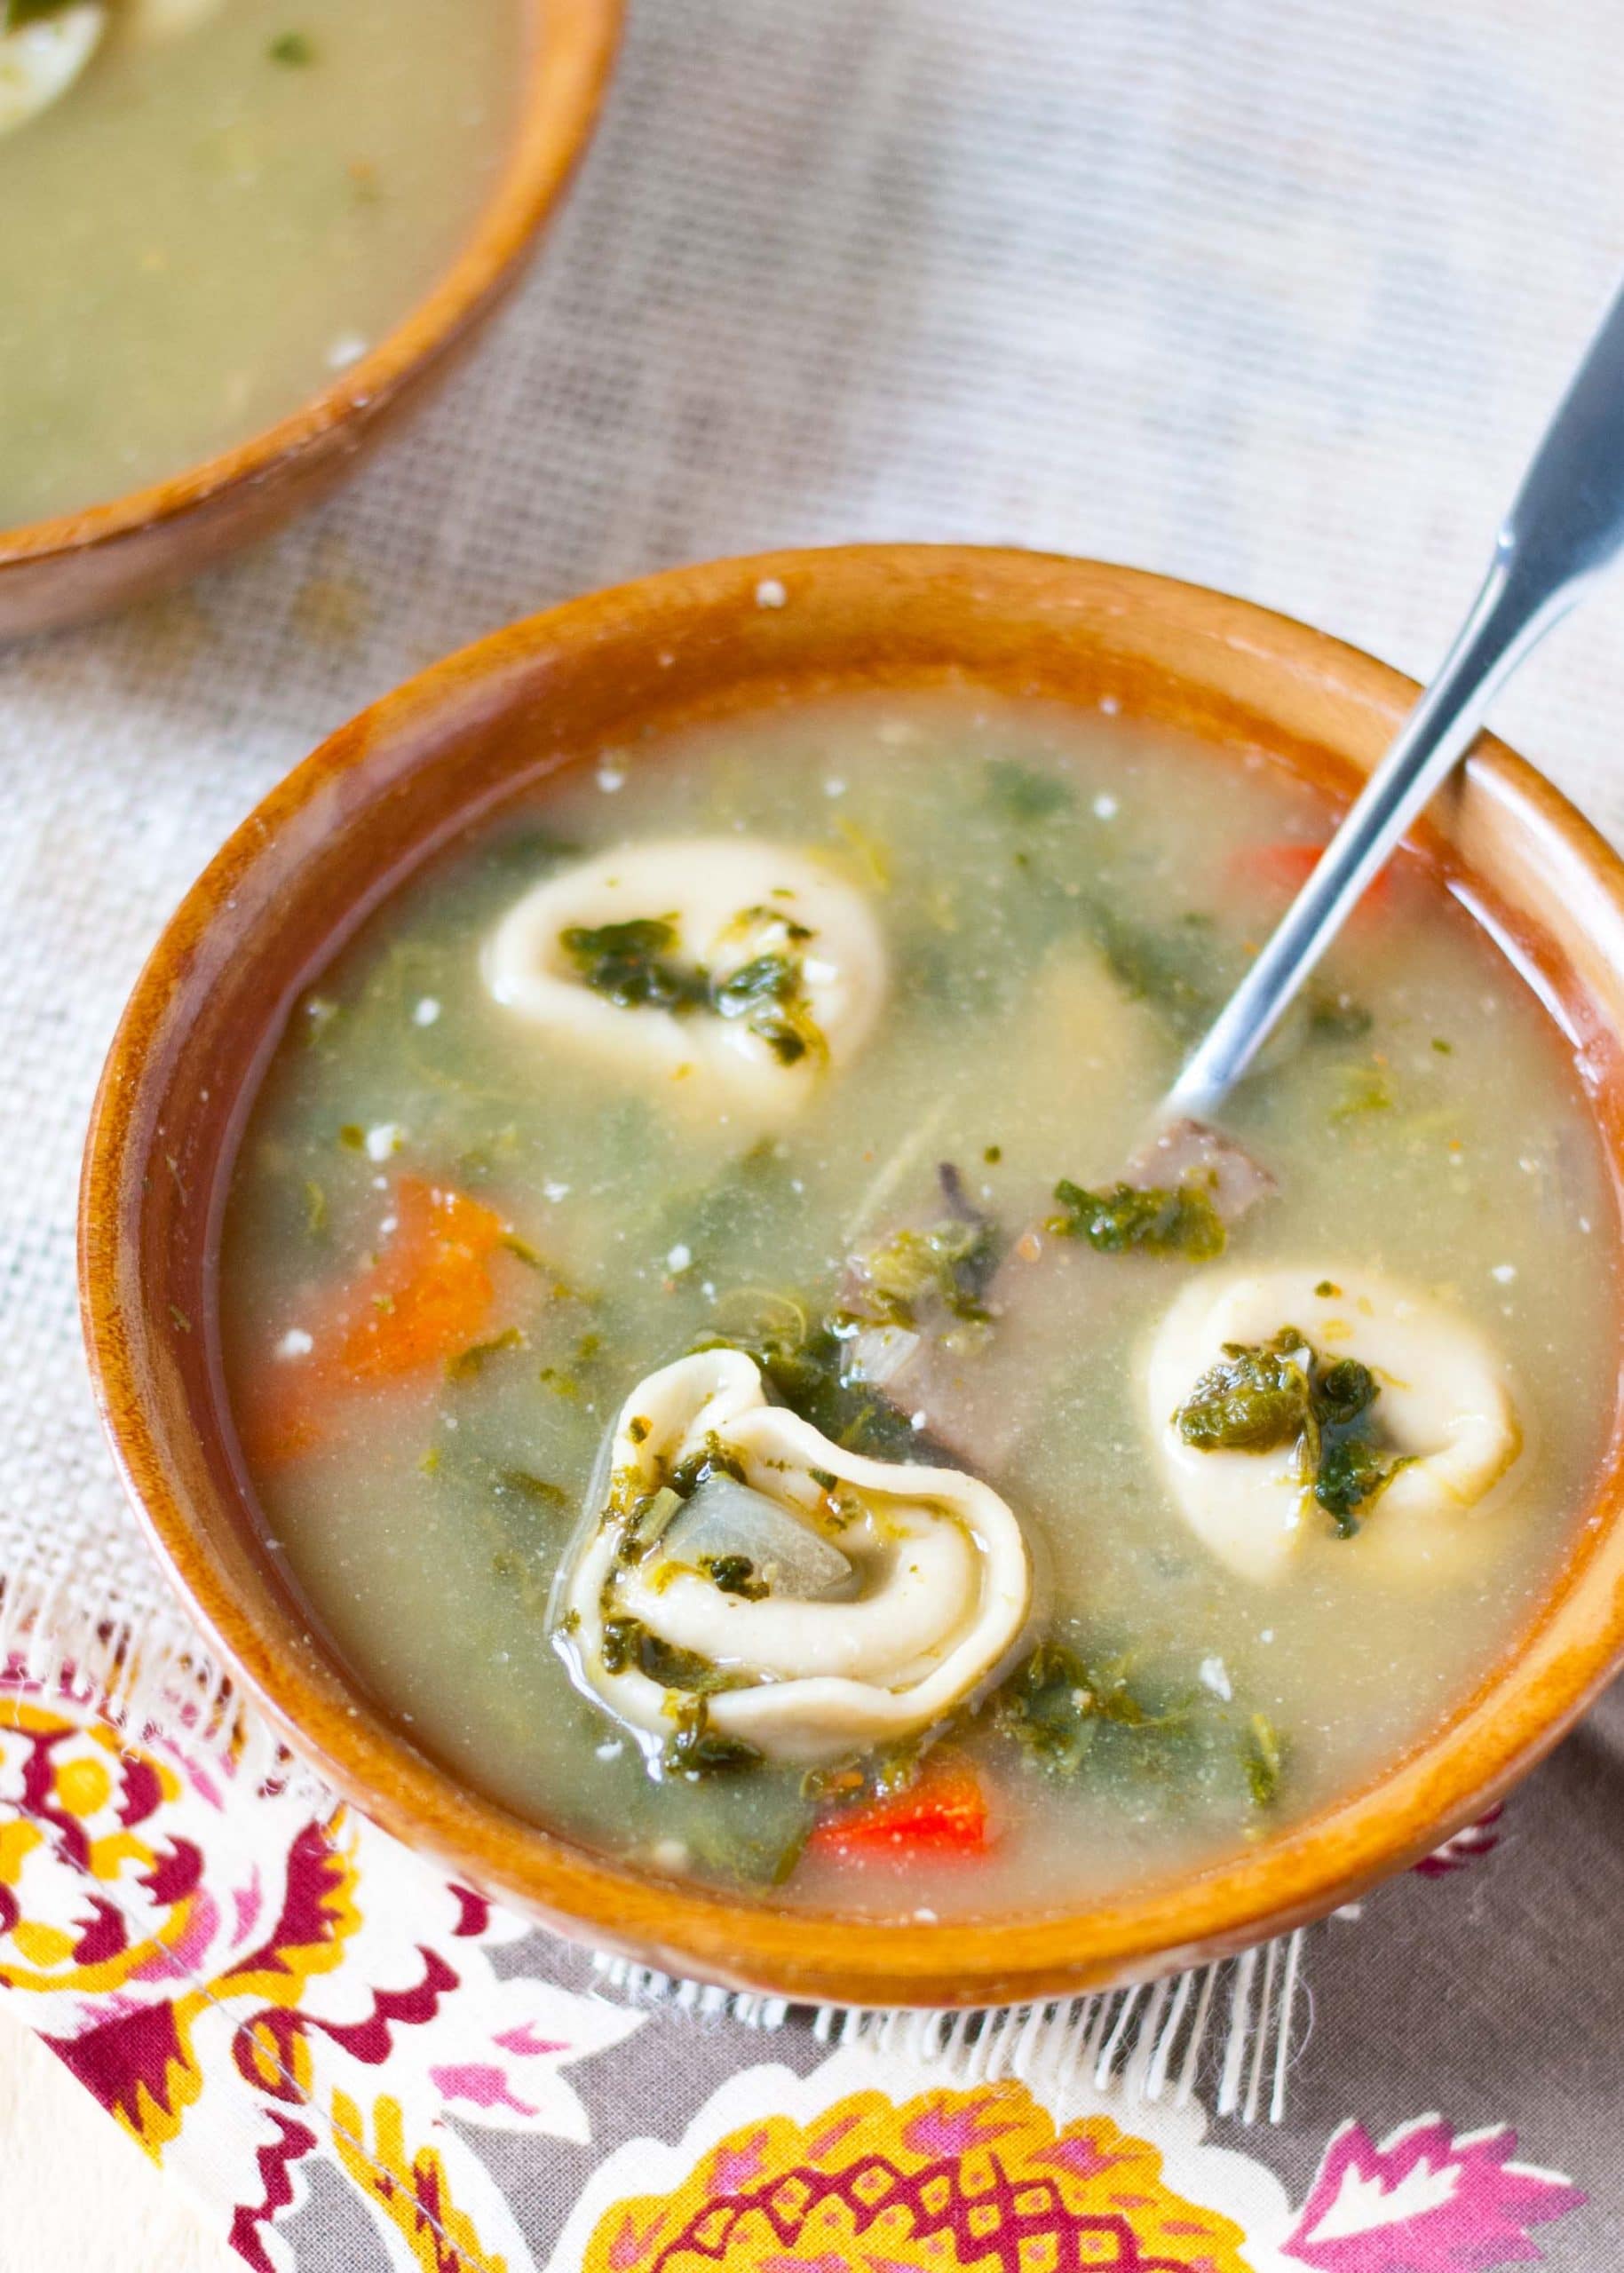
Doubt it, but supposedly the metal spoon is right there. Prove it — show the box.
[1168,276,1624,1123]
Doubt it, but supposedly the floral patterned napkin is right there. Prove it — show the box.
[4,1635,1617,2268]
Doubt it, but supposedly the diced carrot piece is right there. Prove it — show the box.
[1229,840,1391,922]
[809,1754,990,1861]
[336,1176,505,1382]
[238,1176,510,1469]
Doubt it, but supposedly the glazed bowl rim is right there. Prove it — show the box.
[78,543,1624,2008]
[0,0,622,573]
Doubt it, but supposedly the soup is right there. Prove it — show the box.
[220,689,1619,1921]
[0,0,524,525]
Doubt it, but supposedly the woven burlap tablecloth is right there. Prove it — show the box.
[4,2,1624,2265]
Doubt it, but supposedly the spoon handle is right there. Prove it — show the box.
[1167,277,1624,1122]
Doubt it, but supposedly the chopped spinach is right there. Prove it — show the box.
[987,1637,1287,1814]
[560,916,707,1013]
[599,1616,743,1696]
[1243,1713,1286,1807]
[495,1469,566,1510]
[663,1699,763,1778]
[1307,987,1373,1042]
[446,1326,527,1382]
[1173,1327,1406,1536]
[1172,1334,1310,1453]
[561,915,826,1063]
[667,1431,748,1500]
[986,758,1073,823]
[1048,1177,1226,1261]
[1088,905,1222,1041]
[853,1215,1001,1327]
[701,1554,769,1599]
[990,1641,1185,1773]
[710,951,823,1065]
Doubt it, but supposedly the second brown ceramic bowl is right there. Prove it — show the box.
[80,547,1624,2008]
[0,0,620,639]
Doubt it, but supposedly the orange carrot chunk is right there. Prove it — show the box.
[239,1176,510,1469]
[337,1176,505,1382]
[808,1754,990,1861]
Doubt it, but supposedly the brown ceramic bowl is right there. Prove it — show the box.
[79,546,1624,2008]
[0,0,620,640]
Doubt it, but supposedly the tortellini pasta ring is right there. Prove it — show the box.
[553,1350,1033,1764]
[1145,1265,1523,1586]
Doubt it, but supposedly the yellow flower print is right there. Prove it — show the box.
[584,2079,1254,2272]
[330,2087,509,2273]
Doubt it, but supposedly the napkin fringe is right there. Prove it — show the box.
[0,1569,330,1813]
[591,1923,1311,2125]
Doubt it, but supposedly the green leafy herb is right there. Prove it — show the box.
[614,1486,684,1561]
[1307,987,1374,1042]
[853,1216,1001,1327]
[560,916,705,1011]
[1089,906,1221,1041]
[701,1554,768,1599]
[561,917,824,1063]
[337,1123,365,1152]
[986,758,1073,823]
[663,1699,763,1778]
[598,1615,741,1695]
[990,1641,1189,1775]
[268,30,316,64]
[710,951,821,1065]
[667,1431,748,1499]
[1332,1062,1396,1121]
[1172,1334,1310,1454]
[1048,1177,1226,1261]
[749,1325,927,1461]
[303,1178,328,1237]
[495,1469,566,1509]
[1243,1713,1285,1807]
[445,1326,526,1382]
[1173,1327,1406,1535]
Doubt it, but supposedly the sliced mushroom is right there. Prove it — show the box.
[1145,1266,1523,1584]
[552,1350,1032,1763]
[0,4,105,139]
[483,839,885,1121]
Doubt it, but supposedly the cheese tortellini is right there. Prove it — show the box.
[484,839,885,1121]
[552,1350,1032,1764]
[0,0,224,140]
[1145,1266,1522,1585]
[0,5,105,137]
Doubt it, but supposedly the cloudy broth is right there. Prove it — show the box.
[0,0,523,524]
[220,691,1619,1919]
